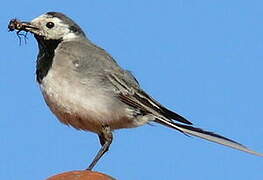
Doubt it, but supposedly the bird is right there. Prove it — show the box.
[9,12,262,170]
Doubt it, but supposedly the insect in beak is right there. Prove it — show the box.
[8,19,39,45]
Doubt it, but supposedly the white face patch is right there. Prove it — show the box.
[62,31,78,41]
[30,14,79,41]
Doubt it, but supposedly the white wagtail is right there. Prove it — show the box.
[8,12,262,170]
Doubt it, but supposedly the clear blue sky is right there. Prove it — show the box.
[1,1,263,180]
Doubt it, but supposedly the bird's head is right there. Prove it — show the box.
[9,12,86,43]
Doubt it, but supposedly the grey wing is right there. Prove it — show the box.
[107,72,192,125]
[107,72,263,157]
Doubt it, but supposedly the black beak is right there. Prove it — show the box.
[8,19,39,32]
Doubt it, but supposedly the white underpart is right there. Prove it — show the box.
[40,66,136,133]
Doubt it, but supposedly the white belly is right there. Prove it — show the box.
[40,68,136,133]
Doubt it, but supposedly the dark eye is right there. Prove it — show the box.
[46,22,55,29]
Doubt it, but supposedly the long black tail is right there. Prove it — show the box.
[156,118,263,156]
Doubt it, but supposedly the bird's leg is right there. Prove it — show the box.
[87,125,113,170]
